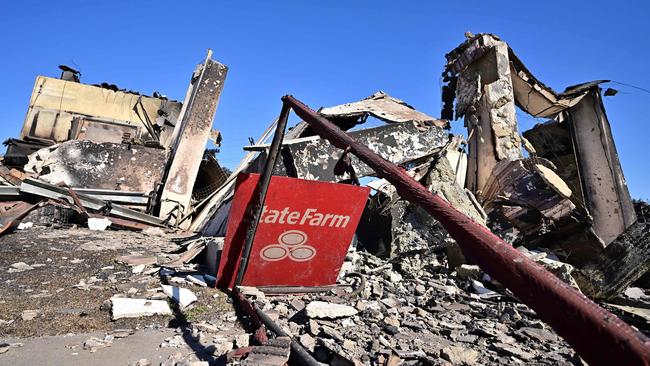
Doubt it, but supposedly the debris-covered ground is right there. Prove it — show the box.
[0,227,252,365]
[258,250,584,365]
[2,224,647,365]
[247,218,650,365]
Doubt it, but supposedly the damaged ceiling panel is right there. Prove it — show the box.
[509,66,587,118]
[319,91,448,127]
[269,121,449,182]
[506,52,601,118]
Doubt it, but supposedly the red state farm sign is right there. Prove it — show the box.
[217,173,369,289]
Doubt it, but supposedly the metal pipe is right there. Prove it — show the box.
[234,103,291,287]
[256,284,351,294]
[253,302,322,366]
[20,178,165,226]
[281,95,650,366]
[234,289,320,366]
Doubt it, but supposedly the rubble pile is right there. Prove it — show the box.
[1,33,649,365]
[251,250,584,365]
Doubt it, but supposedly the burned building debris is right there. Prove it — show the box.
[1,34,649,366]
[1,50,230,230]
[442,34,644,292]
[24,140,168,193]
[442,34,636,253]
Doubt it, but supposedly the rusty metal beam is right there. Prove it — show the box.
[281,95,650,366]
[0,201,38,236]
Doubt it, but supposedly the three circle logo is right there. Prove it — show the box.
[260,230,317,262]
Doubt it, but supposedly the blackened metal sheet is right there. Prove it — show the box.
[25,140,167,193]
[275,122,449,182]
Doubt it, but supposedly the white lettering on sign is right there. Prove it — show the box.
[260,206,350,228]
[260,230,316,262]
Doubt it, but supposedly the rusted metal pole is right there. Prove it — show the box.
[234,289,321,366]
[234,290,269,345]
[253,302,322,366]
[234,103,291,287]
[281,95,650,366]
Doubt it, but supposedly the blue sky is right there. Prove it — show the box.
[1,1,648,199]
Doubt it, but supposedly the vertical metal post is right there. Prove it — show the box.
[234,103,291,287]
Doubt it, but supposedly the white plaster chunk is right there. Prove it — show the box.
[110,297,172,320]
[21,309,40,321]
[535,164,572,199]
[8,262,34,273]
[305,301,358,319]
[17,222,33,230]
[161,284,197,308]
[88,217,112,231]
